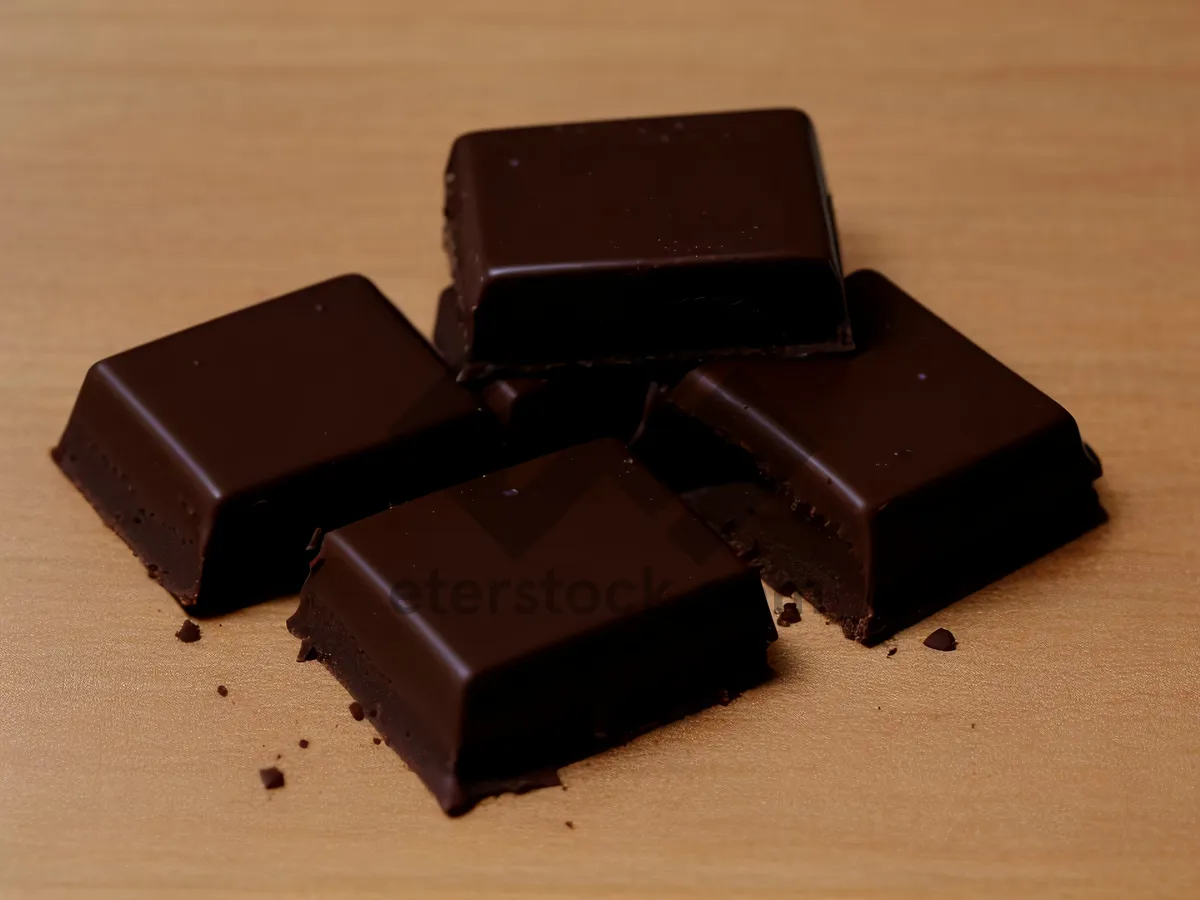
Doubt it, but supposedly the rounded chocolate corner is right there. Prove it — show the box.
[325,272,382,296]
[767,106,815,132]
[844,268,890,290]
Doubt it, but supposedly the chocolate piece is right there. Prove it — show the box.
[639,270,1105,644]
[296,639,319,663]
[372,737,382,745]
[288,439,774,815]
[443,109,849,378]
[298,739,309,748]
[886,647,897,657]
[259,767,285,790]
[776,603,801,627]
[924,628,957,651]
[175,620,201,643]
[348,702,365,722]
[565,821,575,830]
[217,684,228,697]
[52,275,499,614]
[434,287,656,454]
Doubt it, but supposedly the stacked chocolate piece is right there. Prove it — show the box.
[53,108,1105,815]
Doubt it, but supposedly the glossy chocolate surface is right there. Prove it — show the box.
[443,108,849,377]
[637,270,1105,641]
[53,275,499,612]
[287,439,774,814]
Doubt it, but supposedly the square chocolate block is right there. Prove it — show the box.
[287,439,774,815]
[443,108,849,378]
[53,275,499,613]
[635,270,1105,642]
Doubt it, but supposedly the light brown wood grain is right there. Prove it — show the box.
[1,1,1198,897]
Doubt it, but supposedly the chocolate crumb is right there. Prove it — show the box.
[372,737,382,745]
[565,821,575,829]
[299,739,309,748]
[259,767,285,790]
[971,723,976,729]
[175,620,201,643]
[296,639,319,662]
[923,627,957,651]
[775,602,801,627]
[887,647,897,657]
[276,753,282,761]
[349,701,365,721]
[217,685,228,697]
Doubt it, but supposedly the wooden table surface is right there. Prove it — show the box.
[2,1,1198,897]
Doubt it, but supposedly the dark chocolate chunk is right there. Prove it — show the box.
[372,737,382,745]
[259,767,285,790]
[175,620,201,643]
[565,821,575,830]
[298,739,309,749]
[434,287,659,455]
[348,701,365,722]
[52,275,499,614]
[639,270,1105,644]
[288,439,774,816]
[924,628,957,651]
[443,109,849,378]
[217,684,228,697]
[886,647,897,657]
[775,602,801,627]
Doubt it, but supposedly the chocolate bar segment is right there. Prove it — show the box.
[287,439,775,815]
[635,270,1105,643]
[53,275,499,613]
[433,287,655,455]
[443,108,849,378]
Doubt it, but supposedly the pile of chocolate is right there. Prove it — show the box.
[52,109,1105,815]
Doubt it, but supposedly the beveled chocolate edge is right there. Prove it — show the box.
[51,365,211,605]
[288,585,475,814]
[454,335,853,385]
